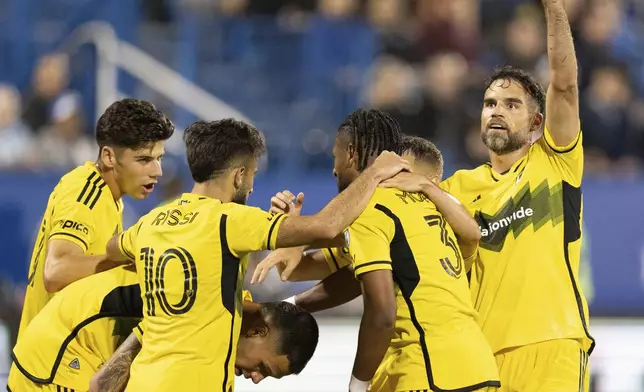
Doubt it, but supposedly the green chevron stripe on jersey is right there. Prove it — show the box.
[474,180,564,252]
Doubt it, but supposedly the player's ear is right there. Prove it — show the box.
[531,112,544,133]
[233,167,246,190]
[246,326,269,338]
[346,143,358,169]
[100,146,117,169]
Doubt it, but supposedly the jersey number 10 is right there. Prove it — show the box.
[140,246,198,316]
[424,215,463,278]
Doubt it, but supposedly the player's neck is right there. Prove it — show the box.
[95,160,122,201]
[488,147,529,174]
[190,180,234,203]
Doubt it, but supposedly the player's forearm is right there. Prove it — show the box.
[542,0,577,90]
[420,183,481,243]
[275,169,381,247]
[352,306,393,381]
[106,235,131,263]
[44,253,109,293]
[295,267,361,313]
[90,333,142,392]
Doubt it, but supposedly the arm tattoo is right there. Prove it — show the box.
[95,334,142,392]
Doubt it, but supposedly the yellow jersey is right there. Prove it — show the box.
[11,266,141,391]
[118,193,285,392]
[441,129,594,355]
[321,246,352,273]
[18,162,123,338]
[346,188,499,392]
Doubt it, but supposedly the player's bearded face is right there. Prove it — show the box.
[480,79,535,155]
[332,136,358,193]
[232,161,257,205]
[107,142,165,200]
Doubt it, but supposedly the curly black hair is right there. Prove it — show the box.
[261,301,319,375]
[485,65,546,114]
[338,109,404,171]
[95,98,174,149]
[183,119,265,183]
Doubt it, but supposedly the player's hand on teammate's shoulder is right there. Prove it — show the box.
[368,151,412,182]
[379,171,431,193]
[251,247,304,284]
[269,189,304,216]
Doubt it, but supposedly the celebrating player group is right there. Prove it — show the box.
[7,1,592,391]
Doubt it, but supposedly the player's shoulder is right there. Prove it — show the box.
[441,165,491,195]
[51,162,106,207]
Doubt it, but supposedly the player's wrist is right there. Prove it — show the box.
[348,374,369,392]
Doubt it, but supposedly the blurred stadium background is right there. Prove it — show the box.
[0,0,643,390]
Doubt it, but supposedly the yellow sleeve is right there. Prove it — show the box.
[118,220,143,261]
[242,290,253,302]
[321,247,353,273]
[348,208,394,279]
[538,126,583,186]
[133,321,144,343]
[48,196,96,252]
[225,206,286,257]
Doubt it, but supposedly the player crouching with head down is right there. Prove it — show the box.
[90,294,319,391]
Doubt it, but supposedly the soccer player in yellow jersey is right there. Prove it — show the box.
[102,119,409,392]
[261,136,480,286]
[436,1,593,391]
[8,264,318,392]
[254,113,499,392]
[17,99,174,339]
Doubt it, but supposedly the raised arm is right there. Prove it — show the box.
[543,0,580,147]
[274,152,410,248]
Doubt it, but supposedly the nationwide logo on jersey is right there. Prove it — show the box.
[474,180,564,252]
[69,358,80,370]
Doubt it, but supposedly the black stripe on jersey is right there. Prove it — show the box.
[220,214,241,392]
[327,248,340,270]
[76,172,97,203]
[374,204,501,392]
[49,232,89,251]
[561,182,596,355]
[136,324,144,336]
[11,284,143,385]
[88,182,107,210]
[6,386,11,392]
[119,234,135,261]
[266,213,284,250]
[546,133,580,154]
[354,261,391,275]
[578,349,583,392]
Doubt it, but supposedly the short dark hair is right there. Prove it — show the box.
[261,301,319,375]
[485,65,546,114]
[183,119,265,183]
[402,136,443,171]
[95,99,174,149]
[338,109,404,171]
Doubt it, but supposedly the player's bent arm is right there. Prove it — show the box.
[352,270,396,383]
[420,182,481,244]
[89,332,142,392]
[43,239,111,293]
[293,266,361,313]
[105,235,131,263]
[274,165,386,248]
[543,0,580,147]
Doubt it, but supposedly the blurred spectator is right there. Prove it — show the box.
[416,0,480,62]
[580,64,643,175]
[0,84,32,169]
[33,91,94,169]
[503,5,545,73]
[22,53,84,136]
